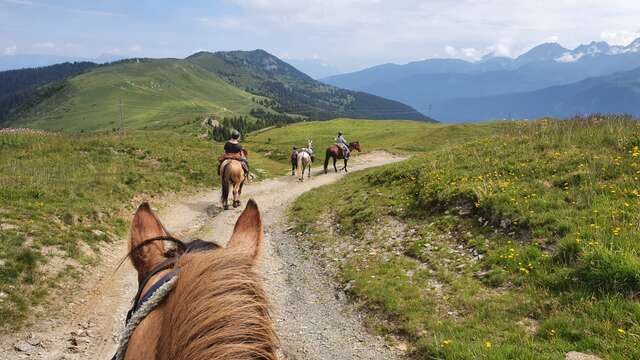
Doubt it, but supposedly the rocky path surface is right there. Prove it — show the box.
[0,151,405,360]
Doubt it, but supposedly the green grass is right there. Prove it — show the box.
[245,118,510,162]
[12,59,269,132]
[289,115,640,359]
[0,130,283,328]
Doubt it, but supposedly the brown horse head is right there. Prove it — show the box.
[349,141,362,152]
[123,200,277,360]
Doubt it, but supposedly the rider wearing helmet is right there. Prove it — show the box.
[218,130,249,176]
[335,131,350,159]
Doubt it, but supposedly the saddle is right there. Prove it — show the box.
[217,153,248,176]
[335,143,349,159]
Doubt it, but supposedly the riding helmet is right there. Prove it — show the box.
[230,130,241,139]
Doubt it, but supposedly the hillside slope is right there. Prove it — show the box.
[10,58,267,132]
[0,62,97,125]
[441,67,640,122]
[187,50,431,121]
[289,115,640,359]
[5,50,432,131]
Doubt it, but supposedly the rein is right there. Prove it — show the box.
[111,235,188,360]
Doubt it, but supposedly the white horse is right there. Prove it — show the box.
[296,139,314,182]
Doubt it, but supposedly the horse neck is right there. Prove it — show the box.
[155,250,277,360]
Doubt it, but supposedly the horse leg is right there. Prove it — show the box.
[235,181,244,208]
[308,162,311,178]
[221,166,230,210]
[333,157,338,172]
[232,182,241,208]
[344,159,348,172]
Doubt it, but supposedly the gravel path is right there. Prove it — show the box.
[0,151,405,360]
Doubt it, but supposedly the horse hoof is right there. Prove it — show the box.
[233,201,240,208]
[223,205,229,210]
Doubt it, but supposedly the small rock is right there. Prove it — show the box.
[0,223,18,230]
[565,351,603,360]
[13,341,36,354]
[91,229,105,237]
[69,337,79,347]
[343,280,355,292]
[26,334,42,347]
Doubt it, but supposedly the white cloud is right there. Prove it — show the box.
[444,45,457,57]
[544,35,560,43]
[555,52,584,63]
[201,0,640,68]
[4,45,17,55]
[32,41,55,49]
[600,30,640,45]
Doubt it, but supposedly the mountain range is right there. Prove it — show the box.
[1,50,430,131]
[323,38,640,122]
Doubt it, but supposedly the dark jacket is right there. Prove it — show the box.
[224,140,243,154]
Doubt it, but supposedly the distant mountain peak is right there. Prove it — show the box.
[517,43,570,63]
[573,41,611,55]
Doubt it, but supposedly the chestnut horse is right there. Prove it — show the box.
[114,200,277,360]
[220,149,248,210]
[323,141,362,174]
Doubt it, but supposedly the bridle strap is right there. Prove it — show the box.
[126,235,186,320]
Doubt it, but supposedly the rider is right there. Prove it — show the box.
[218,130,249,176]
[335,131,350,159]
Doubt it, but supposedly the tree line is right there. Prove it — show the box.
[206,108,302,141]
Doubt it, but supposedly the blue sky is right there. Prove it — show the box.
[2,0,640,72]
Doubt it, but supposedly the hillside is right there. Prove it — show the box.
[441,67,640,121]
[0,62,97,125]
[9,58,271,132]
[289,115,640,359]
[245,118,509,163]
[187,50,431,121]
[323,38,640,121]
[3,50,431,132]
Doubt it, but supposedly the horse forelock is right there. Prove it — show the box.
[155,248,277,360]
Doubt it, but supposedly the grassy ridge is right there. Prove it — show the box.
[0,130,284,328]
[12,59,267,132]
[245,118,510,162]
[289,116,640,359]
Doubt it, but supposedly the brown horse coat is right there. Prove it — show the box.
[123,201,277,360]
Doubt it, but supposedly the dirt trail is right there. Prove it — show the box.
[0,151,405,360]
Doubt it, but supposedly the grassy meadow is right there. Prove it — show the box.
[245,118,510,162]
[0,130,283,328]
[289,115,640,359]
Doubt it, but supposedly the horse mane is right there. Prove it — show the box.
[156,248,277,360]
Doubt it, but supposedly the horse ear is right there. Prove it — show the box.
[129,203,168,277]
[228,199,263,262]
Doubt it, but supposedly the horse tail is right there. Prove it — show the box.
[296,153,303,178]
[221,162,230,204]
[324,148,331,172]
